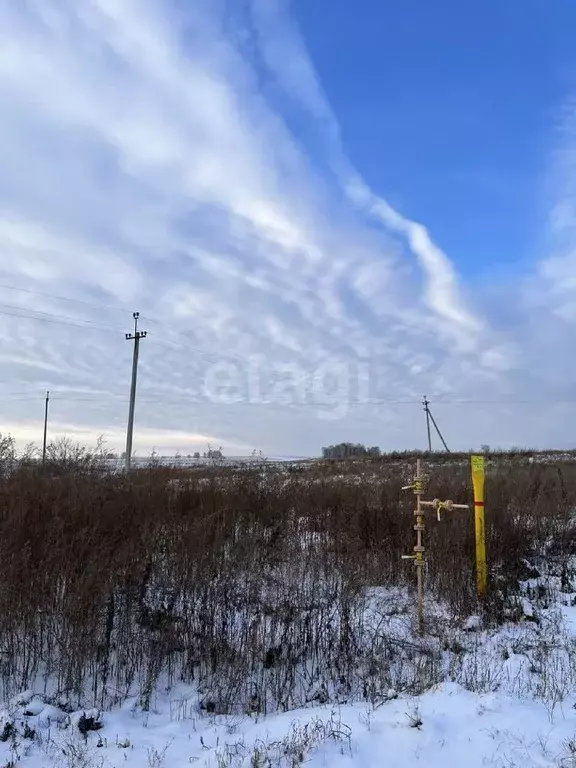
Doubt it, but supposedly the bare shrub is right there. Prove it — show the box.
[0,449,573,713]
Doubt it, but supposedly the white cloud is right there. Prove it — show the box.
[0,0,570,454]
[248,0,483,349]
[4,417,246,456]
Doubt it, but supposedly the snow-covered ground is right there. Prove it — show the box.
[3,584,576,768]
[102,455,312,471]
[5,678,576,767]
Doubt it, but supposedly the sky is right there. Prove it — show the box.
[1,0,576,457]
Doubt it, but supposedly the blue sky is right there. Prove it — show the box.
[0,0,575,456]
[296,0,575,279]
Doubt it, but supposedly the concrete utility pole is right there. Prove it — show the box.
[125,311,147,471]
[422,394,450,453]
[423,395,432,452]
[42,390,49,465]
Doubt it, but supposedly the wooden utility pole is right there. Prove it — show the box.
[42,390,49,465]
[125,312,146,471]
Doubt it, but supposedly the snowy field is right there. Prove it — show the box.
[101,455,312,471]
[4,580,576,767]
[2,455,576,767]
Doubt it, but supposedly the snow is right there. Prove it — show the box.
[463,614,482,631]
[313,685,576,768]
[5,579,576,766]
[4,681,576,767]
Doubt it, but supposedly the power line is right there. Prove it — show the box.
[6,390,576,407]
[145,336,228,365]
[6,386,576,408]
[0,283,458,377]
[0,303,254,364]
[0,282,134,317]
[0,282,261,363]
[145,333,253,365]
[2,279,575,415]
[0,280,379,361]
[0,306,122,334]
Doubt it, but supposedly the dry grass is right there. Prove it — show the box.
[0,443,575,714]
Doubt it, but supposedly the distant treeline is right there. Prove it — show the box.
[321,442,381,459]
[319,444,576,465]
